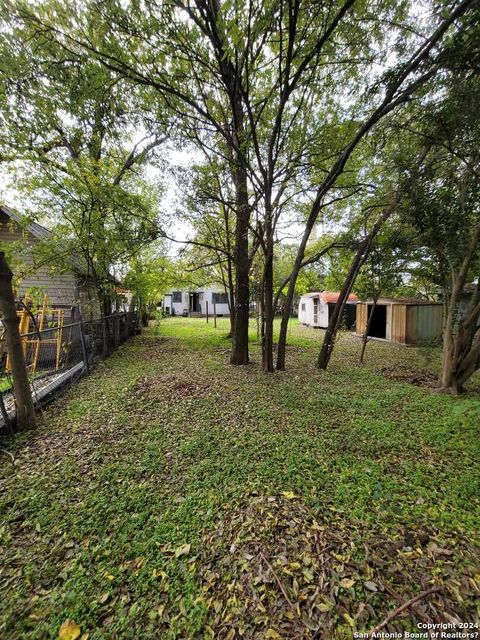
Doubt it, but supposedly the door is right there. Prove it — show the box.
[313,298,319,324]
[367,304,387,339]
[189,293,200,313]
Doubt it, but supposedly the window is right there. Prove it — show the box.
[301,303,306,311]
[172,291,182,303]
[212,292,228,304]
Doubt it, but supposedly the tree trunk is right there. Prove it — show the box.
[438,226,480,392]
[208,18,250,365]
[317,256,365,370]
[0,252,36,430]
[261,193,275,371]
[276,224,313,370]
[262,238,274,372]
[224,251,236,338]
[230,162,250,364]
[318,202,397,370]
[221,195,236,338]
[359,298,378,363]
[456,334,480,388]
[439,323,457,390]
[229,98,250,364]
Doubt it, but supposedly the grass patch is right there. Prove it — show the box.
[0,318,479,639]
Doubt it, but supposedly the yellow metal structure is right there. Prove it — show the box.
[5,295,65,374]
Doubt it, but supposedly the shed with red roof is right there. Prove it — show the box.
[298,291,359,329]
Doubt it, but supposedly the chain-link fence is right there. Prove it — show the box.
[0,311,138,434]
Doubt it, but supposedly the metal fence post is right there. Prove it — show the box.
[0,390,12,434]
[102,316,108,357]
[206,301,209,323]
[78,309,90,373]
[114,313,120,348]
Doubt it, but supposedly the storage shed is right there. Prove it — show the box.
[355,298,443,345]
[298,291,359,329]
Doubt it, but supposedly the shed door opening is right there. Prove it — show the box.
[313,298,319,324]
[329,303,356,329]
[367,304,387,339]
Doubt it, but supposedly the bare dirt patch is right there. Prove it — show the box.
[132,373,215,403]
[381,365,439,388]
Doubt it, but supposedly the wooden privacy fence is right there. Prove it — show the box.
[0,311,138,434]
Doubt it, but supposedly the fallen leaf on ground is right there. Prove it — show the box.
[175,543,191,558]
[339,578,355,589]
[58,619,81,640]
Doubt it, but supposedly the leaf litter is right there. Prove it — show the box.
[194,494,479,638]
[1,322,479,639]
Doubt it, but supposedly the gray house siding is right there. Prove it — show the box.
[0,210,78,308]
[0,209,103,319]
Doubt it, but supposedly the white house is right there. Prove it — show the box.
[298,291,359,329]
[162,287,230,317]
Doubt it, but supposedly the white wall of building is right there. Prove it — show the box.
[298,296,312,325]
[298,295,329,328]
[163,287,230,316]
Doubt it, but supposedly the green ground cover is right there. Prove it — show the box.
[0,318,478,639]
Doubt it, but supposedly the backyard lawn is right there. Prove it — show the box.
[0,317,479,639]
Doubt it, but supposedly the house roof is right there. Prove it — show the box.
[166,287,228,294]
[1,204,122,285]
[302,291,359,304]
[1,205,52,241]
[363,297,442,306]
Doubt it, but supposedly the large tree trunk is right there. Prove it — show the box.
[437,226,480,393]
[229,82,250,364]
[0,252,36,430]
[261,192,275,371]
[230,159,250,364]
[439,319,480,394]
[228,283,235,337]
[439,322,457,391]
[318,202,397,370]
[262,237,274,372]
[207,0,251,365]
[456,334,480,388]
